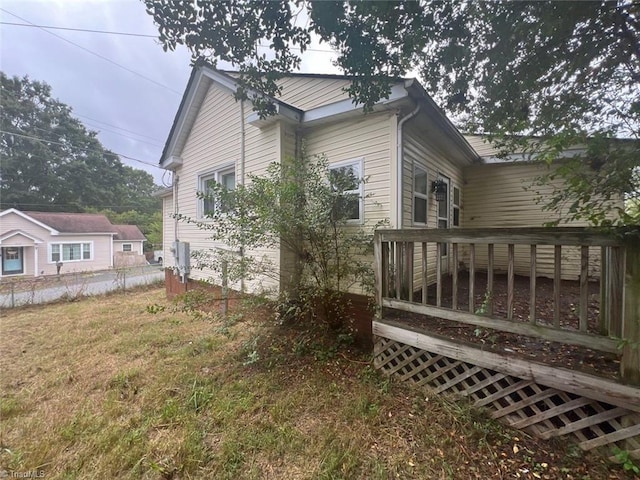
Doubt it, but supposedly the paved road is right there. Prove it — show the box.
[0,265,165,308]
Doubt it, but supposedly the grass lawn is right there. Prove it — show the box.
[0,287,634,479]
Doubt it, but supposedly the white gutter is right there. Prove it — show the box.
[396,104,420,228]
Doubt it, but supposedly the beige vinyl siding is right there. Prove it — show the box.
[303,112,395,295]
[463,135,498,158]
[278,123,300,290]
[402,118,466,288]
[162,194,175,268]
[171,82,281,293]
[462,162,600,279]
[277,76,352,110]
[303,111,395,228]
[403,119,465,229]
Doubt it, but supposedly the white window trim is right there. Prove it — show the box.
[197,163,236,219]
[453,185,461,227]
[122,243,132,252]
[329,157,365,224]
[436,174,451,258]
[48,241,93,263]
[413,164,428,226]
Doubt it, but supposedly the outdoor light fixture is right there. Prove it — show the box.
[432,179,447,202]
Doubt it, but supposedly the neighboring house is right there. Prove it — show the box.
[112,225,148,268]
[158,65,602,294]
[0,209,146,277]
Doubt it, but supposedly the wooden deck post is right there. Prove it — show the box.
[621,240,640,386]
[374,232,382,317]
[600,246,610,335]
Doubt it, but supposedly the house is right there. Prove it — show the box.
[0,209,146,277]
[157,65,602,294]
[112,225,147,268]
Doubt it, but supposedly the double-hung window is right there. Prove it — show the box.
[50,243,92,262]
[413,165,428,225]
[329,158,364,222]
[453,186,461,227]
[122,244,132,252]
[199,165,236,217]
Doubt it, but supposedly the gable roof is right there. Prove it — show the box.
[160,66,302,169]
[0,229,44,244]
[160,64,480,168]
[0,208,59,234]
[112,224,146,241]
[23,211,116,234]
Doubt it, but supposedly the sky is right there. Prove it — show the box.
[0,0,340,185]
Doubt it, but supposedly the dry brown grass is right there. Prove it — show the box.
[0,287,634,479]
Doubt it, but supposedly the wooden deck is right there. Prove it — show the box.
[373,227,640,459]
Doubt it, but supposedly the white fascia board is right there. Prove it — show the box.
[0,209,59,235]
[247,103,302,127]
[302,83,408,126]
[160,155,183,170]
[161,69,210,166]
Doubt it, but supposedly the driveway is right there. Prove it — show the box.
[0,265,165,308]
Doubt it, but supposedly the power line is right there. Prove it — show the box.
[0,21,158,38]
[1,87,165,145]
[18,122,163,150]
[81,121,164,148]
[0,8,183,96]
[0,19,337,54]
[0,129,163,170]
[72,112,165,142]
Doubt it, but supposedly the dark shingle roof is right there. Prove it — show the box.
[112,224,146,241]
[24,211,116,234]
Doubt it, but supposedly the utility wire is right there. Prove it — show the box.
[0,9,183,95]
[0,129,163,170]
[72,112,165,142]
[22,122,163,149]
[81,121,164,148]
[1,19,337,54]
[1,87,165,145]
[0,21,158,38]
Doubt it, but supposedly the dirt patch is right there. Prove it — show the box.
[386,272,621,380]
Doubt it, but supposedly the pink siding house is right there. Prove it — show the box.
[0,209,146,277]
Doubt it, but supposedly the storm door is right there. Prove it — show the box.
[2,247,24,275]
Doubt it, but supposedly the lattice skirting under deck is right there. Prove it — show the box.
[373,321,640,460]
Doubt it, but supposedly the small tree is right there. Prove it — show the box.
[177,153,382,328]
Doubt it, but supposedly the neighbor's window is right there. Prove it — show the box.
[199,165,236,217]
[122,244,132,252]
[329,158,364,222]
[413,165,428,225]
[50,243,92,262]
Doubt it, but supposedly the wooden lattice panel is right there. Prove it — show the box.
[374,335,640,459]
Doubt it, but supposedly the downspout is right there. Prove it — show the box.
[173,174,179,243]
[239,99,246,293]
[396,104,420,229]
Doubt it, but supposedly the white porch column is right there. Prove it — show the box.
[34,245,39,276]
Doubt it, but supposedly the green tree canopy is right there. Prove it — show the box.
[0,72,161,216]
[145,0,639,225]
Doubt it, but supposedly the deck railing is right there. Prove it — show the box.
[373,228,640,386]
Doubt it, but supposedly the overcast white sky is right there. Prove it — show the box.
[0,0,340,185]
